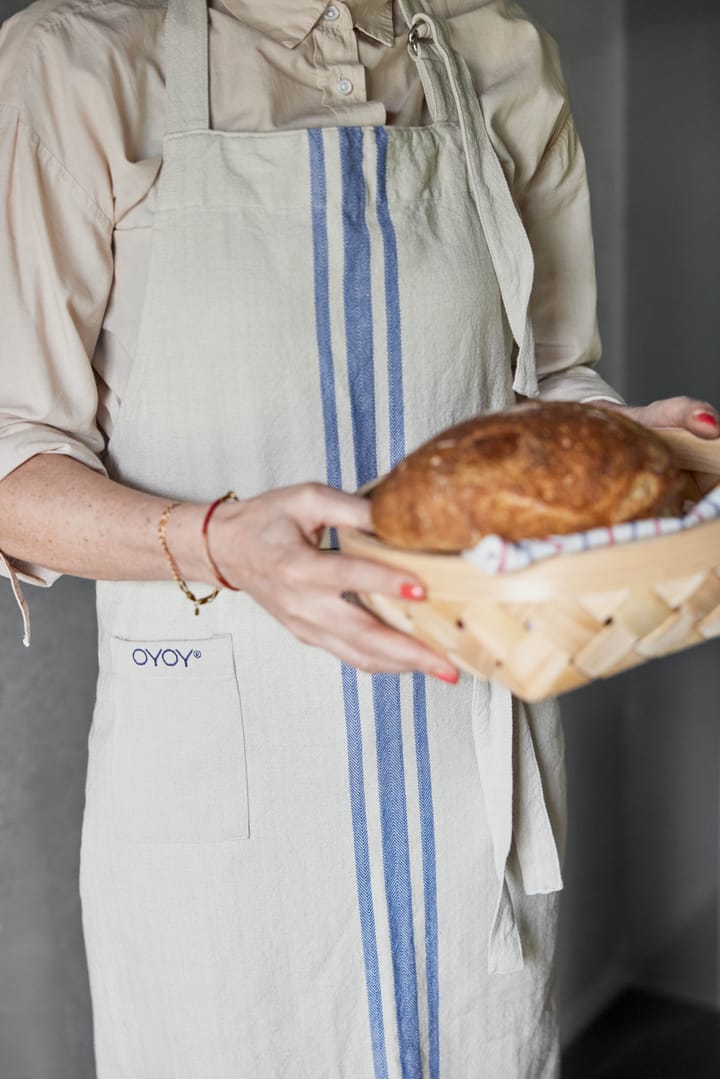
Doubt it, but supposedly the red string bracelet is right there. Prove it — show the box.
[202,491,241,592]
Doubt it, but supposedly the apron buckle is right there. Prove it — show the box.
[408,19,432,57]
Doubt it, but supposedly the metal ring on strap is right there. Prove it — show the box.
[407,18,432,57]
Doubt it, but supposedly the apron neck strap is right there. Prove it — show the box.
[399,4,539,395]
[164,0,210,135]
[396,0,428,21]
[396,0,464,127]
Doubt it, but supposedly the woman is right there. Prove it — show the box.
[0,1,717,1076]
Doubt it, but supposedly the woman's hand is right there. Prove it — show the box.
[208,482,458,681]
[595,395,720,437]
[0,458,457,680]
[595,395,720,499]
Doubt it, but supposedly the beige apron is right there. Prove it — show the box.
[79,1,565,1075]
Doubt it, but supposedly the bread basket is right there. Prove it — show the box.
[338,429,720,701]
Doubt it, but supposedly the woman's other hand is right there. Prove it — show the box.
[594,395,720,498]
[595,395,720,438]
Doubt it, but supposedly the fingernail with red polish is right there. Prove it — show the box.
[693,410,719,428]
[432,669,459,684]
[400,582,426,600]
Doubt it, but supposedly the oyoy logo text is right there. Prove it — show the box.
[132,647,203,669]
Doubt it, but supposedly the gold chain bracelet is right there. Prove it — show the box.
[158,501,220,616]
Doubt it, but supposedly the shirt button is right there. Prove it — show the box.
[323,4,340,20]
[336,77,353,96]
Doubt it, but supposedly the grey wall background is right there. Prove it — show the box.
[524,0,631,1042]
[623,0,720,1009]
[528,0,720,1035]
[1,1,719,1076]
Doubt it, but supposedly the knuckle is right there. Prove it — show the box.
[278,557,305,590]
[293,625,315,646]
[354,655,375,674]
[285,611,313,643]
[297,482,324,508]
[282,595,307,626]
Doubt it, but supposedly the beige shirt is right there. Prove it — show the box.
[0,0,621,586]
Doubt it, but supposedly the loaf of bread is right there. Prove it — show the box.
[370,401,686,551]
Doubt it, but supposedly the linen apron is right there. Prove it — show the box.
[80,1,566,1076]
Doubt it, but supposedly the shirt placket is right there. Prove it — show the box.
[313,3,370,116]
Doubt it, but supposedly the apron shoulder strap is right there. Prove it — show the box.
[402,5,539,396]
[164,0,210,135]
[396,0,428,23]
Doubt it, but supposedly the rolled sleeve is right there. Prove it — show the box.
[0,103,113,586]
[518,115,624,406]
[445,3,624,408]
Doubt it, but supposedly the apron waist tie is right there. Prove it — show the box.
[472,680,563,974]
[0,551,32,647]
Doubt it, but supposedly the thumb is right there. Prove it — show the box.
[623,396,720,437]
[299,484,374,531]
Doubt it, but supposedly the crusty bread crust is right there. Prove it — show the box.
[370,401,686,551]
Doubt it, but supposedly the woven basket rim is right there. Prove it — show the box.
[339,516,720,602]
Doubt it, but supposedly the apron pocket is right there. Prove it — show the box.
[110,634,249,844]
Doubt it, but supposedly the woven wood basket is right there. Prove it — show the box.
[338,428,720,701]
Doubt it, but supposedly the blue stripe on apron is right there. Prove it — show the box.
[307,129,342,491]
[376,125,441,1079]
[412,672,440,1079]
[308,128,389,1079]
[342,664,391,1079]
[340,125,423,1079]
[339,126,377,488]
[372,672,423,1079]
[374,127,406,473]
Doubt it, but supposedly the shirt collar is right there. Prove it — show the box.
[352,0,395,46]
[218,1,395,49]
